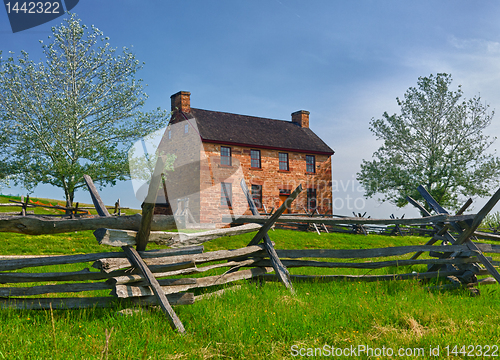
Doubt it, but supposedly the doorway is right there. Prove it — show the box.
[278,189,291,214]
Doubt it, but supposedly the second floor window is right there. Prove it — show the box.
[221,146,231,166]
[306,155,315,173]
[184,123,189,133]
[251,150,261,168]
[279,153,289,171]
[168,129,172,139]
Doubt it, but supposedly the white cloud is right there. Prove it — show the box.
[448,35,500,54]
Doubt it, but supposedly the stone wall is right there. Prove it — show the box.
[200,142,332,225]
[198,144,248,225]
[156,118,202,222]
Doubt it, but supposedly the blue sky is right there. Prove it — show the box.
[2,0,500,217]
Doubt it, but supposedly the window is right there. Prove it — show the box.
[168,129,172,139]
[306,155,315,173]
[279,189,291,196]
[184,123,189,133]
[221,146,232,166]
[221,182,232,207]
[279,153,289,171]
[251,184,262,208]
[307,188,317,211]
[251,150,261,168]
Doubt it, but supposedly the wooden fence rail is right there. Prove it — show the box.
[1,240,497,309]
[259,269,492,284]
[0,214,177,235]
[225,214,477,226]
[1,177,500,331]
[0,198,127,217]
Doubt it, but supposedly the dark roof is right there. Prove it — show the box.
[180,108,334,155]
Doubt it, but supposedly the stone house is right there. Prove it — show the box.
[155,91,334,227]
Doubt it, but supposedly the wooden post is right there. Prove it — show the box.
[186,198,196,224]
[303,206,320,235]
[135,152,168,251]
[248,184,302,246]
[314,209,329,233]
[74,202,79,218]
[161,174,169,208]
[175,199,182,216]
[241,179,296,293]
[417,185,466,234]
[83,174,185,332]
[83,175,111,217]
[21,195,29,216]
[408,196,472,246]
[455,186,500,244]
[388,214,404,236]
[417,185,500,284]
[351,212,368,235]
[121,246,186,332]
[407,196,469,260]
[408,197,470,258]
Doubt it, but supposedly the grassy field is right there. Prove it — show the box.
[1,196,500,359]
[0,227,500,359]
[0,194,141,217]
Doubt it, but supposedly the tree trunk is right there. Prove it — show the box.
[63,189,75,208]
[69,190,75,208]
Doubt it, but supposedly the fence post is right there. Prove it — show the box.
[83,174,185,333]
[24,196,29,216]
[241,179,297,293]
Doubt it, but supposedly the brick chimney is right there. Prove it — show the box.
[170,91,191,113]
[291,110,310,128]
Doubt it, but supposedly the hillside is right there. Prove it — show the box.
[0,194,141,216]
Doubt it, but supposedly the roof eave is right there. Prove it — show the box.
[201,138,334,156]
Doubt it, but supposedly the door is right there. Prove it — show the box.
[278,189,291,214]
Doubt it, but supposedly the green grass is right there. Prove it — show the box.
[1,226,500,358]
[0,194,142,216]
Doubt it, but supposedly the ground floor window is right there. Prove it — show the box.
[221,182,232,207]
[251,184,262,208]
[279,189,291,196]
[307,188,317,212]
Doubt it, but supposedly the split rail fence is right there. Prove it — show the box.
[0,195,127,218]
[1,174,500,332]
